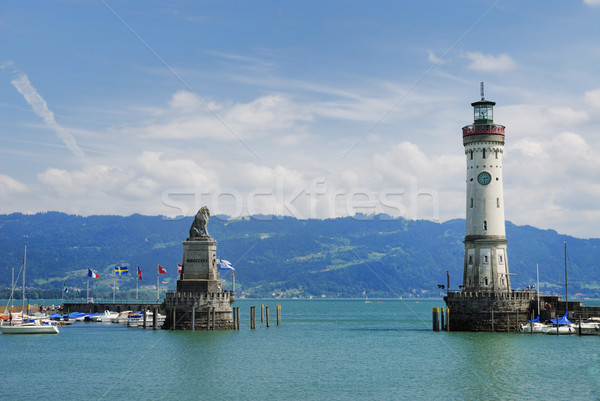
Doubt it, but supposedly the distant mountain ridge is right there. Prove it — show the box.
[1,212,599,298]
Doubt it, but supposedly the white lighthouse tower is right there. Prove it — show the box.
[462,83,510,293]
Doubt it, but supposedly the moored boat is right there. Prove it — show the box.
[0,319,59,334]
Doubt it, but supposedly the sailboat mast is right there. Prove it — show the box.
[564,241,568,310]
[536,261,540,317]
[22,243,26,314]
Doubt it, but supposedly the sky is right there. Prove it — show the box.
[1,0,600,238]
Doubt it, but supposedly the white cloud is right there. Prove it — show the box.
[464,52,516,72]
[584,0,600,6]
[0,174,28,203]
[121,92,312,141]
[427,50,445,64]
[584,88,600,114]
[10,73,86,161]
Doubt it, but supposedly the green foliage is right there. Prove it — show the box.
[1,212,599,298]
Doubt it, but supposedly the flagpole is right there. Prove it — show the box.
[136,273,139,302]
[232,271,235,294]
[86,274,89,303]
[156,272,159,303]
[113,275,116,303]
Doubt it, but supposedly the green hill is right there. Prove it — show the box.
[1,212,599,298]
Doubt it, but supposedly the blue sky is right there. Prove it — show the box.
[1,0,600,238]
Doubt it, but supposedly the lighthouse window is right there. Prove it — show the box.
[482,149,486,159]
[484,277,489,286]
[470,198,473,208]
[483,221,487,230]
[470,151,473,160]
[484,255,488,263]
[496,198,500,207]
[499,255,503,263]
[495,151,498,159]
[468,255,473,264]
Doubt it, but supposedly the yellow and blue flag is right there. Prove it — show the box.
[114,265,129,275]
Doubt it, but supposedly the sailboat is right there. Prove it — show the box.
[0,244,60,335]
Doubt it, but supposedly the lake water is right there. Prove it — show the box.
[2,299,600,400]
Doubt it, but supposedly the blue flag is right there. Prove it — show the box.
[63,284,68,294]
[114,265,129,275]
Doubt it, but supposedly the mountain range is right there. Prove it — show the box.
[1,212,599,299]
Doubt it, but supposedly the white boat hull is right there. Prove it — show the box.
[0,323,59,334]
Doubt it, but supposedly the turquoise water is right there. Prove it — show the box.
[2,299,600,400]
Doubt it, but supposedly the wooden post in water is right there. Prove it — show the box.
[440,307,445,331]
[516,310,519,333]
[250,306,256,329]
[446,308,450,332]
[153,307,157,330]
[206,306,211,329]
[236,307,240,330]
[143,310,147,329]
[212,307,216,330]
[266,306,270,328]
[491,310,495,332]
[232,308,236,330]
[579,316,582,336]
[192,306,195,331]
[530,310,533,334]
[276,305,281,326]
[261,304,264,323]
[432,308,439,331]
[172,307,176,330]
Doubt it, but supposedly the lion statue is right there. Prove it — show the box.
[189,206,211,239]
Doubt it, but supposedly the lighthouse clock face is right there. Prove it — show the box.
[477,171,492,185]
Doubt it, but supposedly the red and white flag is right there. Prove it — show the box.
[137,266,143,281]
[158,264,167,274]
[177,263,182,274]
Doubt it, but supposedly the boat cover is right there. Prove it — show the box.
[549,310,573,325]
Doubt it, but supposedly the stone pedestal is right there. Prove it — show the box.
[444,291,532,332]
[162,237,234,330]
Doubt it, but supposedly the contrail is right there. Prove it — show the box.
[10,72,86,161]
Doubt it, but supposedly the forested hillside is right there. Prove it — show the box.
[1,212,599,298]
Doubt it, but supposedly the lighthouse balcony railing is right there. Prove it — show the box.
[445,290,534,301]
[462,124,505,137]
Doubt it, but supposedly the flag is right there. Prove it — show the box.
[177,263,182,274]
[88,268,100,279]
[137,266,143,281]
[217,259,235,270]
[114,265,129,275]
[158,264,167,274]
[63,284,68,294]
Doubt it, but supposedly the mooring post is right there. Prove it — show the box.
[266,306,270,328]
[172,307,176,330]
[432,308,439,332]
[441,307,445,331]
[212,307,216,330]
[446,308,450,332]
[236,307,240,330]
[192,306,195,331]
[143,310,147,329]
[250,306,256,329]
[232,308,236,330]
[507,313,510,333]
[579,316,582,336]
[261,304,264,323]
[516,310,519,333]
[153,306,157,330]
[530,310,533,334]
[491,310,495,332]
[276,305,281,326]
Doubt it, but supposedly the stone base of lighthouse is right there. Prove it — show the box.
[444,291,532,332]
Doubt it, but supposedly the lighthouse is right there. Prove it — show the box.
[462,83,510,293]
